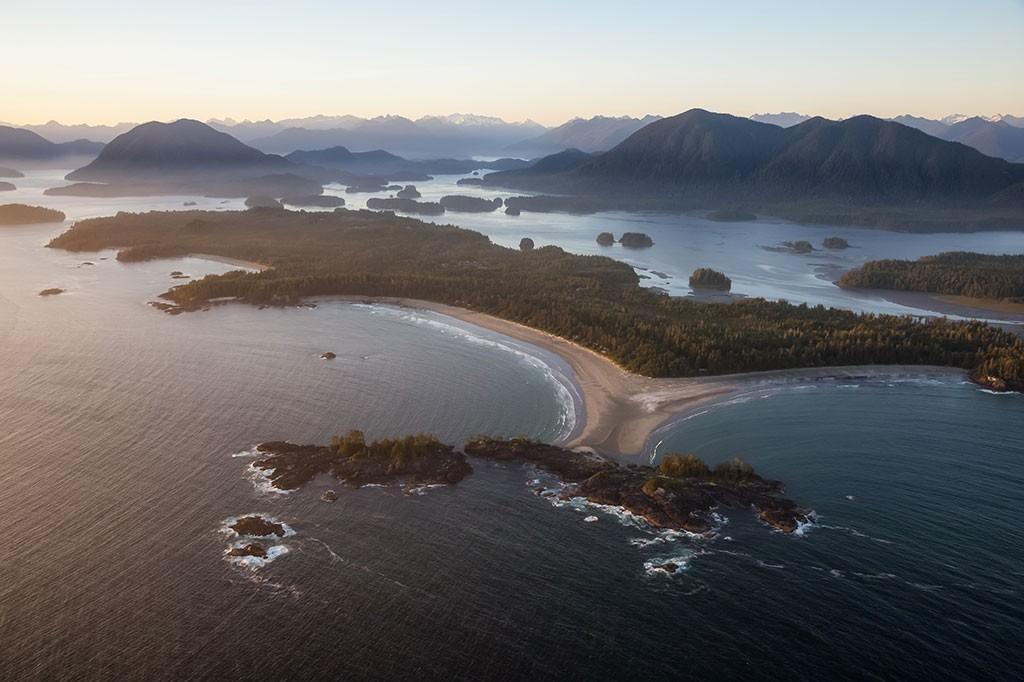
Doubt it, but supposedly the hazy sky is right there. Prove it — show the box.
[3,0,1023,126]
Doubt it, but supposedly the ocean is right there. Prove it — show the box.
[1,174,1023,679]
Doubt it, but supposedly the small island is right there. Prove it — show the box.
[252,432,473,490]
[439,195,503,213]
[456,177,485,187]
[227,543,268,559]
[0,167,23,178]
[823,236,850,250]
[396,185,421,199]
[0,182,16,192]
[320,351,336,360]
[38,288,65,297]
[505,206,520,216]
[619,232,654,248]
[229,515,286,538]
[366,197,446,215]
[596,232,615,246]
[0,204,66,225]
[245,196,282,209]
[689,268,732,291]
[519,237,535,251]
[282,195,346,208]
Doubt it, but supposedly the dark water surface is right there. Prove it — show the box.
[1,192,1023,680]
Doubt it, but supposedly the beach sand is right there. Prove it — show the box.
[322,295,966,457]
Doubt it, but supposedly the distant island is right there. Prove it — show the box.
[0,182,14,192]
[46,208,1024,392]
[689,268,731,291]
[482,109,1024,232]
[38,288,64,296]
[619,232,654,248]
[0,166,23,178]
[0,204,66,225]
[366,197,445,215]
[839,252,1024,302]
[282,195,346,208]
[438,195,502,212]
[823,237,850,249]
[252,434,812,534]
[596,232,615,246]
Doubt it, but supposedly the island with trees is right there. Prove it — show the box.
[689,268,732,291]
[823,237,850,249]
[250,434,812,535]
[365,197,445,215]
[619,232,654,248]
[46,208,1024,391]
[839,252,1024,302]
[439,195,503,212]
[0,204,66,225]
[596,232,615,246]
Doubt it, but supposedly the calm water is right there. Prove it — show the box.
[1,179,1023,680]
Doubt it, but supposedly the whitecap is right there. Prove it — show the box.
[246,462,291,496]
[583,515,599,523]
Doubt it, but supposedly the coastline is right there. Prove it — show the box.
[304,293,968,458]
[188,253,268,272]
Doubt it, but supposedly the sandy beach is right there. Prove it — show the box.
[315,294,967,458]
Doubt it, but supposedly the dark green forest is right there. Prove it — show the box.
[48,208,1024,390]
[840,252,1024,301]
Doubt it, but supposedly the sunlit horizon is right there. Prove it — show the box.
[3,0,1023,127]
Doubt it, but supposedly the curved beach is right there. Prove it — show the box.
[326,295,967,457]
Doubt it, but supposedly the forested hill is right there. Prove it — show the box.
[839,252,1024,301]
[47,208,1024,391]
[484,109,1024,230]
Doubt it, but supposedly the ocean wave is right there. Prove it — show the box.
[643,552,698,576]
[356,304,579,441]
[246,462,290,496]
[231,446,261,458]
[225,542,290,570]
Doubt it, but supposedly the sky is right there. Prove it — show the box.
[3,0,1023,126]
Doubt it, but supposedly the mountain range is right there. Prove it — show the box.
[752,112,1024,162]
[0,125,104,164]
[485,109,1024,228]
[504,115,661,157]
[283,147,529,177]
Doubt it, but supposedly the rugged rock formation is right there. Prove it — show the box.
[689,268,732,291]
[619,232,654,248]
[596,232,615,246]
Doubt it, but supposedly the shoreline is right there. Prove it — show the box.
[304,294,968,458]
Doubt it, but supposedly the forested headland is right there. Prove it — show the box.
[839,252,1024,302]
[47,208,1024,391]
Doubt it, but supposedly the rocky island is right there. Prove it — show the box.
[249,433,812,535]
[619,232,654,248]
[38,288,65,296]
[252,432,472,490]
[596,232,615,246]
[0,166,23,178]
[0,182,14,192]
[823,236,850,249]
[0,204,66,225]
[396,185,421,199]
[689,268,732,291]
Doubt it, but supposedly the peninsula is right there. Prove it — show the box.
[46,209,1024,419]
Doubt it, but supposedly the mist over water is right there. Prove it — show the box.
[1,176,1023,679]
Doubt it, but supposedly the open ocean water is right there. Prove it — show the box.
[1,179,1023,679]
